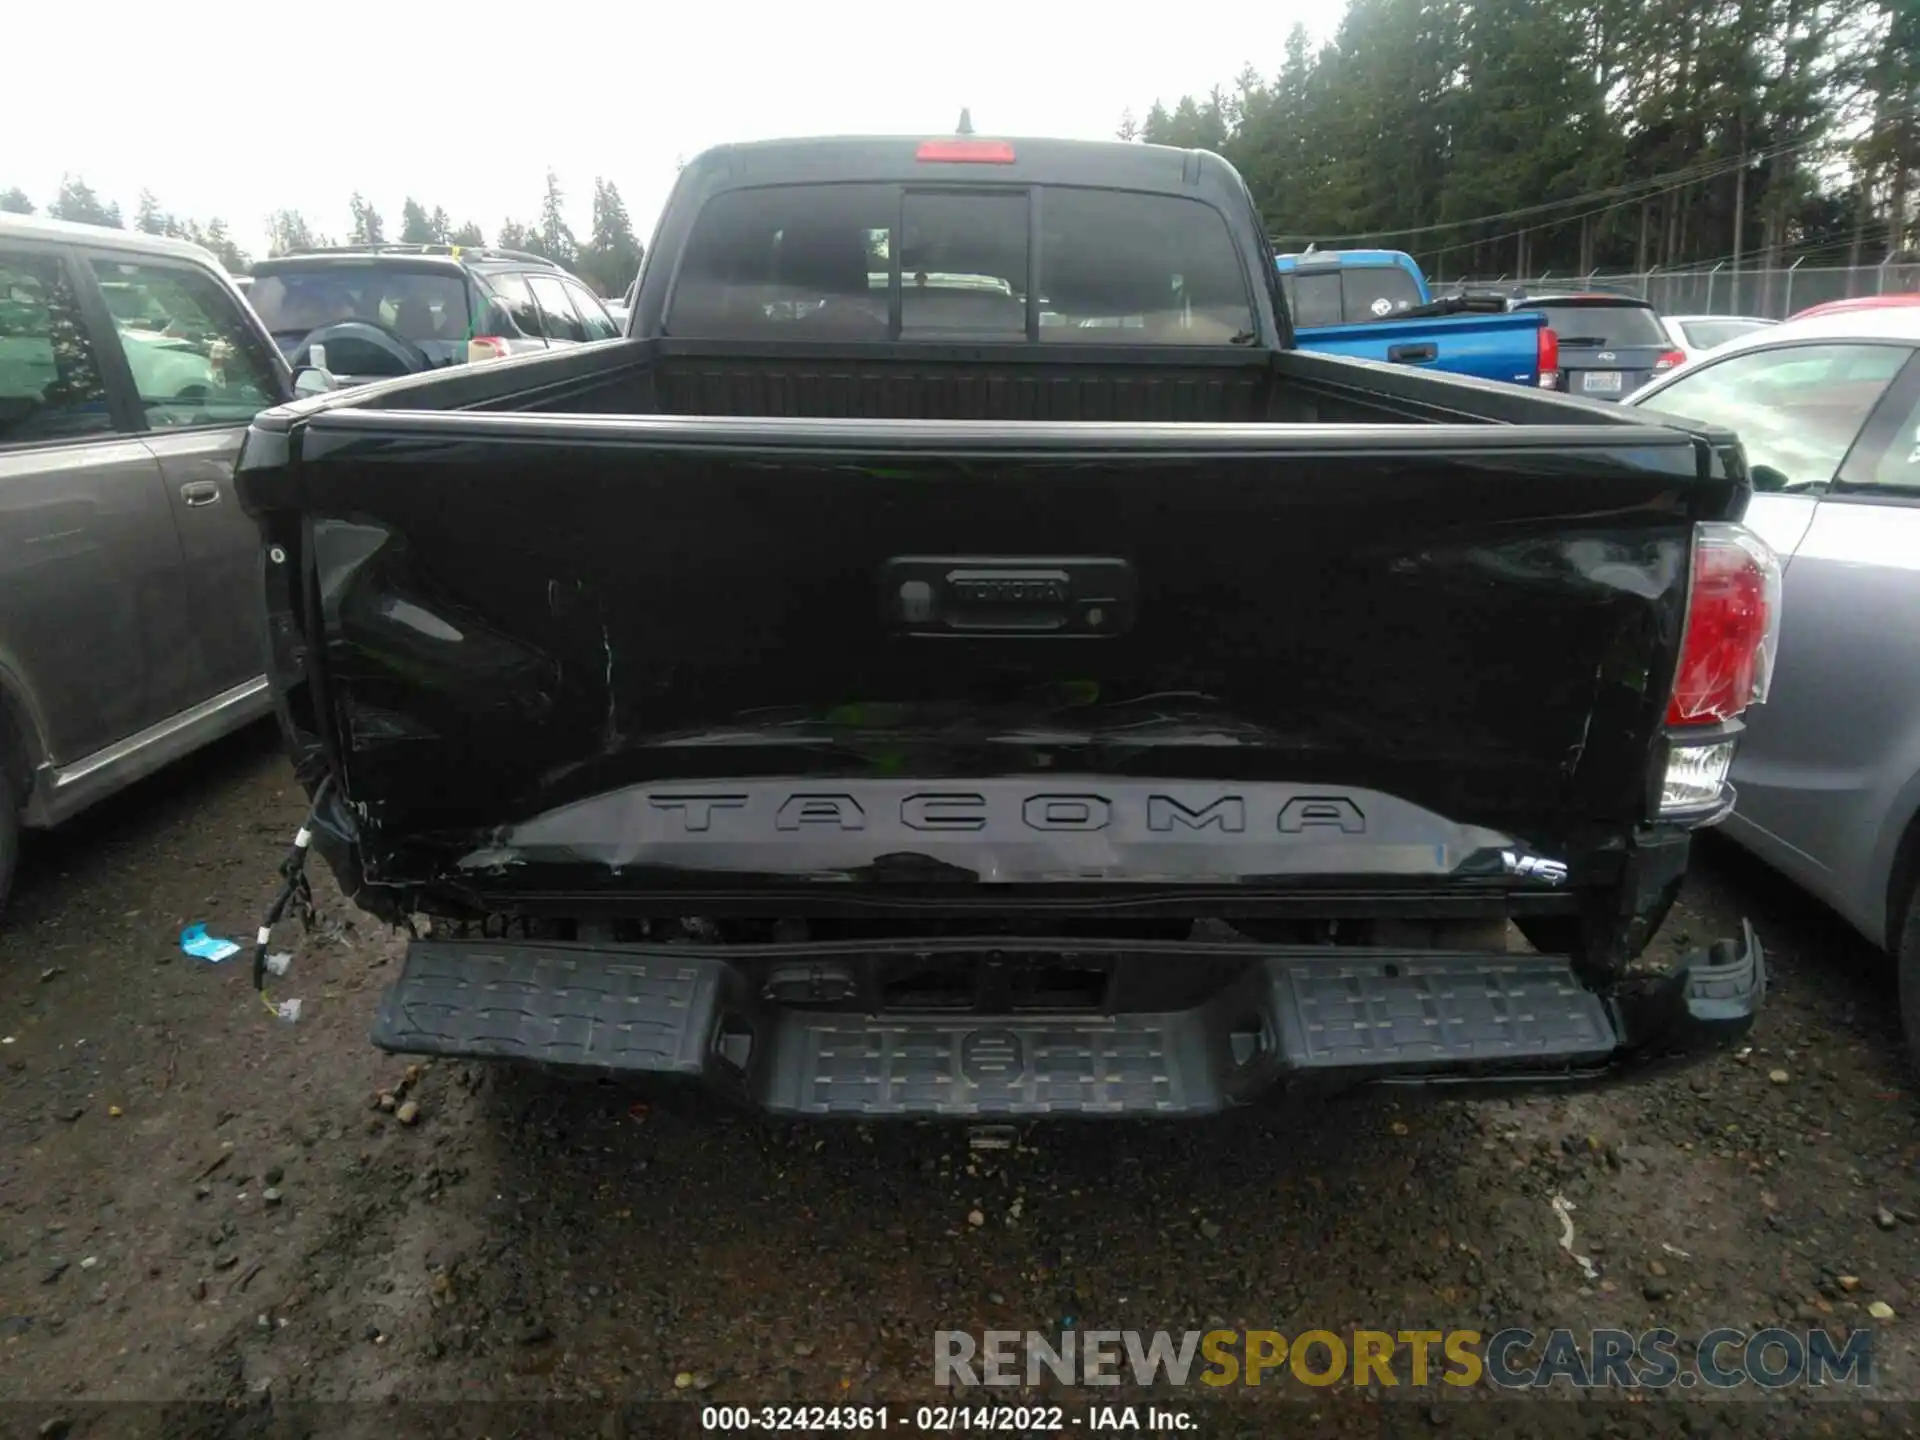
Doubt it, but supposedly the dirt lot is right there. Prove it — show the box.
[2,722,1919,1438]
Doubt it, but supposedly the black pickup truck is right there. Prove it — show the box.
[235,134,1778,1119]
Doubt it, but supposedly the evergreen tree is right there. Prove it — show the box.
[135,190,169,236]
[48,176,122,228]
[267,209,323,255]
[399,198,435,244]
[536,170,578,268]
[581,178,643,295]
[348,193,385,245]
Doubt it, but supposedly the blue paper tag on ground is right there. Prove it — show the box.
[180,924,240,963]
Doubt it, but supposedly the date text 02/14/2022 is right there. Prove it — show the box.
[698,1404,1193,1431]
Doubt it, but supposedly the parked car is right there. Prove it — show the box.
[1273,249,1552,388]
[1625,304,1920,1059]
[1790,293,1920,323]
[615,270,641,334]
[0,213,294,916]
[241,133,1776,1117]
[246,244,619,390]
[1510,292,1684,400]
[1662,313,1775,364]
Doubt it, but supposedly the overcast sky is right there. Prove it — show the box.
[4,2,1331,261]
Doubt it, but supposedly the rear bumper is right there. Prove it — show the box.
[370,924,1764,1118]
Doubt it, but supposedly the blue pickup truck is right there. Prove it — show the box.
[1275,249,1553,389]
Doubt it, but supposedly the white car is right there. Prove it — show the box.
[1663,314,1776,365]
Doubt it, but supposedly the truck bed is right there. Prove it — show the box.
[319,335,1648,428]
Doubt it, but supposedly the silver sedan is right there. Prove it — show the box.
[1626,301,1920,1057]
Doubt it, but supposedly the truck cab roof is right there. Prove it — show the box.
[680,134,1248,203]
[1272,249,1416,272]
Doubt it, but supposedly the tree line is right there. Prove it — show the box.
[1124,0,1914,281]
[0,171,645,298]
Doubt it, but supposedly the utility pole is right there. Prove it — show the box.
[1732,152,1747,313]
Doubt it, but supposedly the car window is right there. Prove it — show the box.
[1635,343,1911,493]
[1855,357,1920,493]
[1522,303,1669,348]
[564,279,619,341]
[85,257,280,428]
[485,273,544,339]
[248,268,470,352]
[0,247,114,446]
[527,273,586,343]
[1038,189,1253,343]
[1679,318,1770,351]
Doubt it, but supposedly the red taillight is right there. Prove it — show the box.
[1654,349,1687,372]
[1666,523,1782,727]
[1536,325,1559,387]
[467,336,510,363]
[915,139,1016,164]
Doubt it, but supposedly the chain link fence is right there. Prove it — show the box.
[1444,262,1920,319]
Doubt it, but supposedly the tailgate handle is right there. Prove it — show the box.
[1387,343,1438,364]
[881,556,1136,638]
[180,480,222,507]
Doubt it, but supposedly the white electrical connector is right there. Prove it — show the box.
[265,952,293,977]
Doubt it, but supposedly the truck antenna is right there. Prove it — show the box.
[956,108,975,135]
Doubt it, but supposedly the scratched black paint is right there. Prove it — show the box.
[245,418,1727,902]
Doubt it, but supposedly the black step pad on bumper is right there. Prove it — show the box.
[370,925,1763,1117]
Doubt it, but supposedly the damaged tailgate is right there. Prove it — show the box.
[238,409,1737,907]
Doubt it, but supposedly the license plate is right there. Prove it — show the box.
[1582,371,1623,394]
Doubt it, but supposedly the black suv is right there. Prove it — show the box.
[246,244,619,386]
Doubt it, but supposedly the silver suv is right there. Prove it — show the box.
[0,213,292,916]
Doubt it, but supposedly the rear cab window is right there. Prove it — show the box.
[1280,265,1422,326]
[667,182,1255,346]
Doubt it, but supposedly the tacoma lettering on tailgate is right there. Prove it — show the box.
[644,790,1368,835]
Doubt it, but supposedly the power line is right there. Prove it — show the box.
[1270,102,1914,244]
[1407,155,1778,263]
[1275,142,1793,244]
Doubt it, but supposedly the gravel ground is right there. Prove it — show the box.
[2,722,1918,1438]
